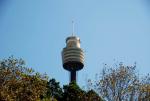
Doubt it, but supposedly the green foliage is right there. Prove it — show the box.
[62,81,102,101]
[62,81,85,101]
[85,90,102,101]
[42,97,58,101]
[0,56,48,101]
[46,78,63,100]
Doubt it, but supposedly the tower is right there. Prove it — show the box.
[61,23,84,83]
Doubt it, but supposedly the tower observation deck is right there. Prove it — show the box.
[62,35,84,83]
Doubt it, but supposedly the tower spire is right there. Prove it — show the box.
[72,20,74,36]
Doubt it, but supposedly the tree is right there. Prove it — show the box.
[90,63,140,101]
[138,74,150,101]
[62,81,103,101]
[85,90,103,101]
[0,56,48,101]
[62,81,85,101]
[46,78,63,101]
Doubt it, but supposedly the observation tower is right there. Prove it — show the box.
[61,22,84,83]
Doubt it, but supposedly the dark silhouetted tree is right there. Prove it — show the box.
[45,78,63,101]
[85,89,103,101]
[62,81,85,101]
[62,81,102,101]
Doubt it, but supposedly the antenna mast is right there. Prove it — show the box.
[72,20,74,36]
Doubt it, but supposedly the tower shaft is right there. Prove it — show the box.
[70,70,76,82]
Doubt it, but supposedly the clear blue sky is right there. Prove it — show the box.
[0,0,150,87]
